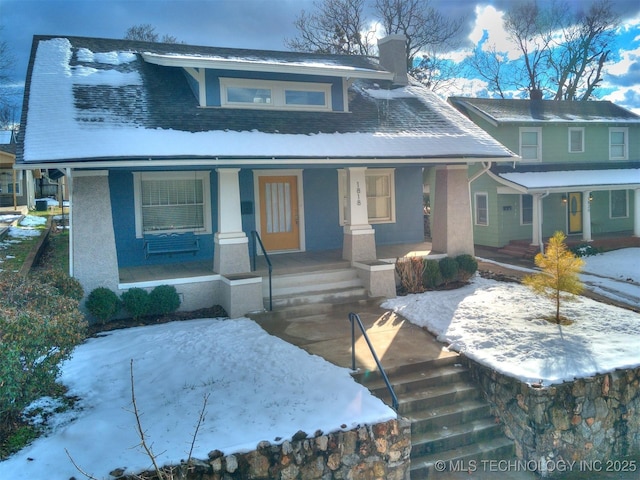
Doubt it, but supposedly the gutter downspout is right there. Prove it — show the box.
[66,167,73,277]
[468,161,492,184]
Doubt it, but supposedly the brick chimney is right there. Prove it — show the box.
[377,35,408,86]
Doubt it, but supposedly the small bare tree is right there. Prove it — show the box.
[125,24,179,44]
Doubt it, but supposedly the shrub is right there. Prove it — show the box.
[36,269,84,301]
[439,257,459,286]
[86,287,121,323]
[149,285,181,315]
[422,259,442,290]
[571,243,603,258]
[0,274,86,426]
[395,257,425,294]
[455,254,478,282]
[121,287,151,320]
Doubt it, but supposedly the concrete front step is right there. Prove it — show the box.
[410,437,516,478]
[261,267,369,309]
[250,296,380,322]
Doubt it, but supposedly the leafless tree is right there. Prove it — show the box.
[375,0,463,71]
[548,0,618,100]
[125,24,179,44]
[285,0,374,55]
[465,44,512,99]
[0,26,18,128]
[287,0,463,90]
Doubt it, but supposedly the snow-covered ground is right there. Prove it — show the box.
[0,318,395,480]
[383,248,640,386]
[0,247,637,479]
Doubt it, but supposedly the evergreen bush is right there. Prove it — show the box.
[422,259,442,290]
[121,287,151,320]
[36,269,84,301]
[0,274,86,426]
[149,284,181,315]
[439,257,459,286]
[86,287,120,324]
[455,254,478,282]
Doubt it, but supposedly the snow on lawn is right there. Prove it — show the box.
[0,318,394,480]
[383,274,640,387]
[580,247,640,307]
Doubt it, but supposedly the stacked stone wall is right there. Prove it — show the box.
[463,355,640,475]
[121,418,411,480]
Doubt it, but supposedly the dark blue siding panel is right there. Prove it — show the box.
[303,169,343,251]
[373,167,424,245]
[109,170,216,268]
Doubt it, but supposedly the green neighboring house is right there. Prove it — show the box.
[446,97,640,251]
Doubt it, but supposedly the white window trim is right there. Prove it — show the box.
[475,192,489,226]
[609,189,629,219]
[609,127,628,160]
[520,194,533,225]
[220,77,331,111]
[519,127,542,162]
[568,127,584,153]
[133,171,212,238]
[338,168,396,225]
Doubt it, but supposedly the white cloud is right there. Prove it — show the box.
[469,5,519,58]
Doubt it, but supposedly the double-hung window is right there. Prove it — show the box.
[0,169,21,195]
[220,78,331,111]
[568,127,584,153]
[475,192,488,226]
[134,171,211,237]
[338,169,395,224]
[521,194,533,225]
[610,190,628,218]
[609,128,628,160]
[519,127,542,162]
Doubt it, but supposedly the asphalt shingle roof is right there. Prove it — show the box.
[18,36,516,164]
[449,97,640,124]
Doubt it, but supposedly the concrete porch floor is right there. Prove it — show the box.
[253,299,458,373]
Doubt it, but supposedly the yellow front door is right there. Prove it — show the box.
[568,192,583,234]
[258,175,300,251]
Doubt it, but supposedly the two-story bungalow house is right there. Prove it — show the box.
[448,97,640,253]
[16,35,516,317]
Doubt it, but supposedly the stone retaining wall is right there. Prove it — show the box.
[123,418,411,480]
[463,355,640,475]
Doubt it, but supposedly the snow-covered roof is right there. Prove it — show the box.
[497,168,640,192]
[18,36,516,167]
[449,97,640,125]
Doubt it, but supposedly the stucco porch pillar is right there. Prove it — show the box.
[214,168,250,274]
[70,170,120,294]
[431,165,474,256]
[343,167,376,262]
[634,189,640,237]
[582,190,592,242]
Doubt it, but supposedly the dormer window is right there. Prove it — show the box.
[220,78,331,111]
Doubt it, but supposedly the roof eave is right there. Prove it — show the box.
[141,52,395,81]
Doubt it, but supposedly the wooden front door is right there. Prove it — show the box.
[568,192,583,234]
[258,175,300,251]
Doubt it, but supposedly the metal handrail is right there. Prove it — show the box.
[348,312,399,411]
[251,230,272,311]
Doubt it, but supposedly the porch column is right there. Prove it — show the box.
[531,193,542,248]
[70,170,120,294]
[582,190,592,242]
[343,167,376,262]
[634,188,640,237]
[431,165,474,256]
[214,168,250,274]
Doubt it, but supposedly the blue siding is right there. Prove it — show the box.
[373,167,424,244]
[303,169,343,250]
[109,170,216,268]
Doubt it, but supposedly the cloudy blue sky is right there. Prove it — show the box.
[1,0,639,117]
